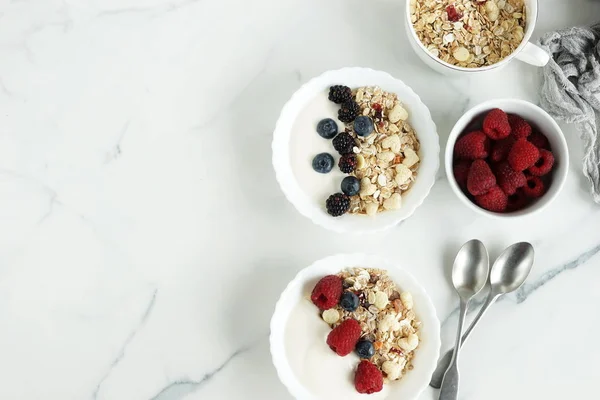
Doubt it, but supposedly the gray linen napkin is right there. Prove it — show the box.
[538,23,600,203]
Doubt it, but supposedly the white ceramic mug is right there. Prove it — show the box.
[405,0,550,76]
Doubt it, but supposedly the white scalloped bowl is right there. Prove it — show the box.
[270,253,440,400]
[272,68,439,233]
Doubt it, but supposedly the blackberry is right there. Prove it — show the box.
[332,132,356,155]
[338,100,360,123]
[338,154,357,174]
[325,193,350,217]
[328,85,353,104]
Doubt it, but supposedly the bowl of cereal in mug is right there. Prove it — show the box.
[405,0,549,75]
[272,68,439,233]
[270,253,441,399]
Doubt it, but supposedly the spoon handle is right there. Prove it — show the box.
[438,298,468,400]
[430,292,501,388]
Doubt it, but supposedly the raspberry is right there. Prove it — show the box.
[495,161,526,196]
[453,160,471,190]
[328,85,353,104]
[508,114,532,138]
[529,130,550,149]
[338,154,357,173]
[490,136,515,162]
[325,193,351,217]
[338,101,360,123]
[467,159,496,196]
[332,132,356,155]
[446,5,462,22]
[507,189,529,211]
[527,149,554,176]
[475,185,508,212]
[311,275,343,310]
[483,108,511,140]
[454,131,490,160]
[355,360,384,394]
[508,139,540,172]
[523,174,545,198]
[326,319,362,356]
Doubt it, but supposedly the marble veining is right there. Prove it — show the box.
[1,0,599,399]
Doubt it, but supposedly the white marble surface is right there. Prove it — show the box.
[0,0,599,399]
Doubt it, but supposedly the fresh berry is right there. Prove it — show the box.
[311,275,343,310]
[475,185,508,212]
[507,189,529,211]
[339,154,357,174]
[508,139,540,172]
[355,360,384,394]
[454,131,490,160]
[490,136,515,162]
[523,174,545,198]
[354,116,374,137]
[341,176,361,196]
[325,193,351,217]
[340,292,359,311]
[372,103,383,120]
[332,132,356,155]
[453,160,471,190]
[527,149,554,176]
[467,159,496,196]
[312,153,334,174]
[529,130,550,149]
[495,161,526,196]
[326,319,362,356]
[338,100,360,123]
[355,340,375,359]
[483,108,511,140]
[328,85,353,104]
[316,118,338,139]
[446,5,462,22]
[508,114,532,138]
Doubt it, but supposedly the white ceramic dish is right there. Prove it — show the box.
[404,0,549,76]
[272,68,439,233]
[445,99,569,218]
[270,253,441,400]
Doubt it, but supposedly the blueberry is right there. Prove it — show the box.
[355,340,375,359]
[340,292,359,311]
[353,116,374,137]
[341,176,361,196]
[312,153,334,174]
[316,118,338,139]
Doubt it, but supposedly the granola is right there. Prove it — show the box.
[343,86,421,215]
[410,0,527,67]
[322,267,421,383]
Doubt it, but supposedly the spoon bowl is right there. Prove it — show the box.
[490,242,535,294]
[452,240,489,299]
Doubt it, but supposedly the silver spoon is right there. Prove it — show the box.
[439,240,489,400]
[432,242,535,389]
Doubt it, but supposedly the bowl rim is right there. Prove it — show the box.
[403,0,539,73]
[444,98,569,219]
[272,67,440,233]
[269,253,441,400]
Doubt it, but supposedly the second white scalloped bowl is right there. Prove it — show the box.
[272,68,439,233]
[270,253,441,399]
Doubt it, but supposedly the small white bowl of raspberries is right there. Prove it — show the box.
[445,99,569,218]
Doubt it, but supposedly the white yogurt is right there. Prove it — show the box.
[284,299,390,399]
[289,91,349,204]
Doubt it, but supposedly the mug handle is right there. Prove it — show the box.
[515,42,550,67]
